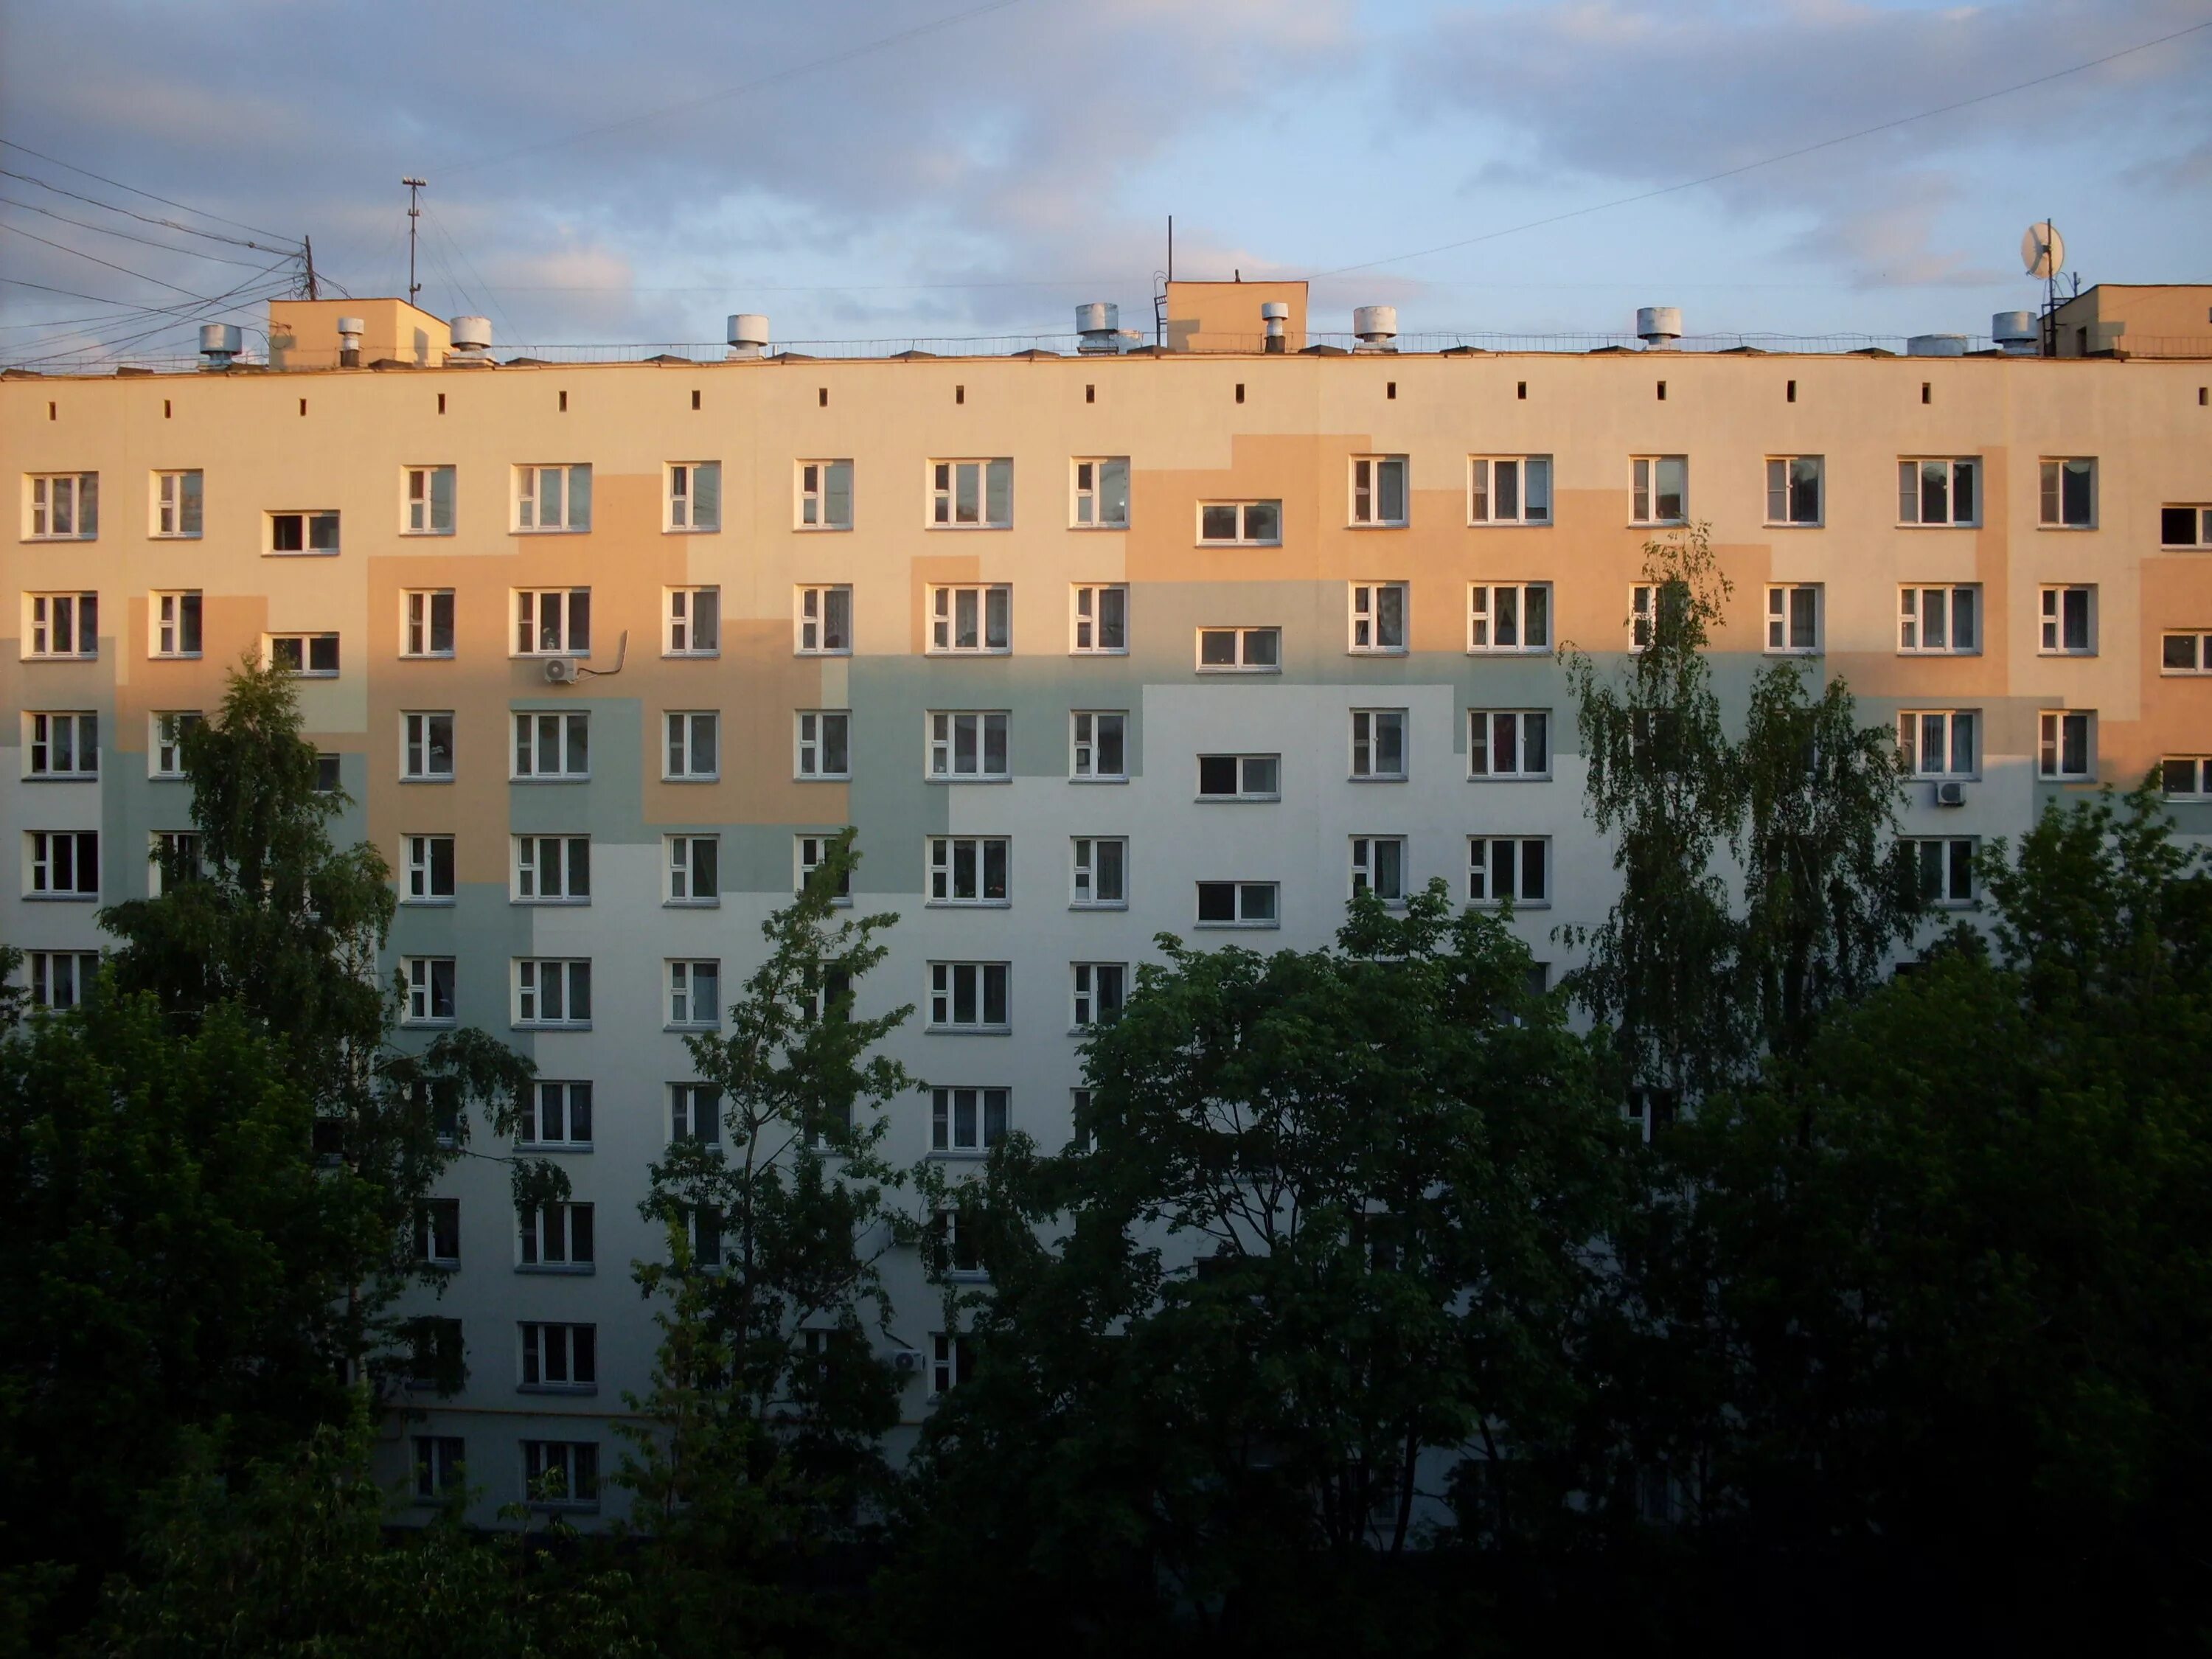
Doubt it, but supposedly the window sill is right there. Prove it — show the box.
[401,1019,459,1031]
[662,775,722,785]
[401,774,455,785]
[663,526,722,536]
[1350,774,1408,785]
[1070,902,1129,912]
[265,550,341,560]
[399,529,456,539]
[1194,921,1280,931]
[795,773,853,784]
[664,898,722,910]
[400,897,458,908]
[1895,650,1982,659]
[509,653,593,663]
[1070,649,1130,658]
[527,1499,602,1514]
[279,672,341,681]
[151,532,205,542]
[513,1024,594,1034]
[509,776,592,785]
[927,775,1012,785]
[1896,521,1979,531]
[147,654,201,663]
[924,900,1013,911]
[24,893,98,903]
[664,1023,721,1035]
[1196,542,1283,551]
[511,527,591,537]
[1630,520,1688,530]
[23,774,97,783]
[25,656,102,665]
[23,535,98,545]
[1069,775,1129,785]
[1470,901,1552,912]
[927,1148,994,1161]
[517,1382,599,1396]
[925,524,1013,532]
[1467,519,1552,529]
[399,653,457,663]
[1761,522,1824,531]
[1470,773,1553,784]
[2037,524,2097,532]
[1763,648,1823,658]
[1194,667,1283,676]
[794,649,855,659]
[925,650,1015,659]
[1465,648,1551,658]
[2036,650,2098,659]
[1196,795,1280,804]
[794,524,855,533]
[663,650,721,661]
[516,1263,596,1276]
[925,1026,1012,1037]
[1348,647,1408,658]
[512,897,591,908]
[1068,522,1129,532]
[518,1143,594,1154]
[150,772,187,782]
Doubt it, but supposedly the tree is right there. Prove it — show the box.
[900,886,1630,1646]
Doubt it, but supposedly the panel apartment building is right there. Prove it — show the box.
[4,280,2210,1524]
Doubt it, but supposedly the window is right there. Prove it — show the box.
[26,473,97,539]
[2162,505,2212,548]
[1899,712,1978,778]
[515,464,591,532]
[1197,754,1280,801]
[26,830,97,899]
[2038,711,2093,781]
[928,584,1012,653]
[2039,586,2096,655]
[151,712,201,779]
[416,1198,461,1266]
[929,711,1009,781]
[1469,456,1552,525]
[2162,631,2212,675]
[1765,585,1821,653]
[1467,584,1551,653]
[27,592,98,659]
[669,1083,720,1145]
[403,834,455,902]
[1071,457,1128,528]
[1071,585,1127,653]
[513,835,589,902]
[1071,837,1126,908]
[928,836,1010,905]
[1071,962,1126,1028]
[403,712,454,781]
[513,589,590,655]
[26,712,97,779]
[1071,711,1127,780]
[795,834,853,900]
[268,510,338,555]
[404,957,456,1024]
[1197,501,1281,545]
[1630,585,1659,651]
[522,1081,593,1148]
[931,458,1012,527]
[414,1436,465,1502]
[267,633,339,677]
[931,962,1010,1032]
[1196,625,1280,672]
[2039,458,2095,527]
[522,1440,599,1506]
[1764,456,1823,525]
[1349,582,1407,653]
[930,1333,970,1397]
[666,461,720,532]
[147,831,201,898]
[1350,456,1408,526]
[665,588,718,655]
[153,470,203,538]
[1469,710,1549,780]
[1468,837,1548,905]
[2162,757,2212,801]
[404,465,454,535]
[27,950,100,1009]
[403,590,455,658]
[796,585,852,654]
[1351,836,1408,903]
[796,711,850,779]
[1195,880,1279,927]
[519,1323,597,1391]
[1350,710,1408,781]
[1912,837,1977,906]
[931,1086,1009,1154]
[406,1318,463,1392]
[313,751,340,791]
[1898,586,1980,654]
[515,959,592,1028]
[667,834,719,904]
[512,712,589,779]
[667,959,720,1029]
[932,1211,986,1280]
[664,712,720,780]
[797,460,853,529]
[1631,456,1687,524]
[519,1202,595,1270]
[687,1205,726,1268]
[150,591,198,658]
[1898,458,1978,526]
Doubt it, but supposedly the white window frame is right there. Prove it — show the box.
[1898,458,1979,527]
[27,950,101,1010]
[666,959,721,1029]
[1194,880,1279,928]
[665,461,720,532]
[518,1200,594,1270]
[2160,631,2212,675]
[514,958,593,1029]
[1070,710,1127,782]
[1467,835,1550,907]
[664,587,720,657]
[1071,835,1127,908]
[1898,585,1982,655]
[150,591,198,659]
[1071,457,1129,529]
[2161,757,2212,801]
[928,583,1012,655]
[153,470,203,538]
[518,1322,597,1391]
[1196,754,1281,801]
[1468,709,1551,781]
[26,830,99,899]
[2038,586,2096,656]
[403,833,456,904]
[402,712,455,782]
[1071,961,1127,1029]
[1468,456,1552,526]
[1349,456,1408,527]
[930,1332,969,1397]
[512,834,590,904]
[266,509,339,557]
[1764,456,1823,526]
[668,1082,720,1145]
[1467,583,1551,654]
[795,585,852,655]
[1899,711,1980,779]
[1195,625,1281,672]
[26,472,97,540]
[402,589,456,659]
[794,833,854,902]
[403,465,455,535]
[928,835,1011,906]
[1765,584,1822,655]
[2039,458,2096,529]
[666,833,719,906]
[928,711,1010,782]
[512,588,591,657]
[521,1439,599,1504]
[27,591,99,661]
[1350,709,1408,782]
[403,956,456,1026]
[1197,500,1281,546]
[25,711,98,779]
[796,710,851,779]
[1912,836,1978,908]
[663,711,720,782]
[521,1080,594,1148]
[511,712,590,781]
[2038,710,2095,781]
[930,961,1011,1032]
[1349,582,1408,654]
[2161,505,2212,549]
[796,459,854,529]
[929,458,1014,529]
[150,711,201,779]
[265,632,340,678]
[1630,456,1688,526]
[1350,835,1408,905]
[1630,585,1658,652]
[1070,584,1128,655]
[515,463,591,533]
[147,830,200,899]
[931,1088,1009,1157]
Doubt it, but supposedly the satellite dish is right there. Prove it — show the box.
[2022,221,2065,280]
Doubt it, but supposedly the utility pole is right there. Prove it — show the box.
[403,177,427,305]
[302,234,319,301]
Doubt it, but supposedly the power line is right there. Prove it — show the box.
[441,0,1040,177]
[0,221,237,301]
[0,194,280,268]
[0,166,295,255]
[1306,15,2212,283]
[0,138,295,241]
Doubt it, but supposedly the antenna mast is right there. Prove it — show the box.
[402,177,427,305]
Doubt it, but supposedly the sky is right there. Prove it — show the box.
[1,0,2208,365]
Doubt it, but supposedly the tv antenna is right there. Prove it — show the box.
[2023,220,2065,355]
[403,177,428,305]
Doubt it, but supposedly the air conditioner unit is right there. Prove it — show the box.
[542,656,579,685]
[889,1349,919,1374]
[1935,780,1967,807]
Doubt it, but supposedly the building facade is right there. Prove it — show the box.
[5,285,2210,1523]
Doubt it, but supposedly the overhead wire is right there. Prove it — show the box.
[0,138,296,242]
[0,193,282,268]
[422,204,518,344]
[12,261,297,366]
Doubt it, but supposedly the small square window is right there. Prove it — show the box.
[667,834,720,905]
[1349,836,1408,904]
[2038,586,2096,655]
[796,711,851,779]
[666,462,720,532]
[1071,458,1129,528]
[1630,456,1687,525]
[1194,880,1278,928]
[1071,584,1127,653]
[2037,711,2094,781]
[1349,709,1407,780]
[796,585,852,654]
[1764,585,1821,653]
[1349,456,1407,526]
[153,470,204,538]
[797,459,854,529]
[268,510,340,555]
[1196,626,1280,672]
[665,588,720,656]
[2039,459,2096,528]
[1197,501,1281,545]
[1071,711,1127,781]
[1071,836,1127,908]
[1349,582,1407,653]
[1763,456,1822,526]
[404,465,455,535]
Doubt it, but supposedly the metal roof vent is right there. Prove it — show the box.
[448,316,493,365]
[726,313,770,360]
[1076,302,1121,353]
[198,323,241,369]
[336,316,365,368]
[1259,301,1290,353]
[1992,311,2038,355]
[1636,306,1682,349]
[1906,333,1966,358]
[1352,305,1398,351]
